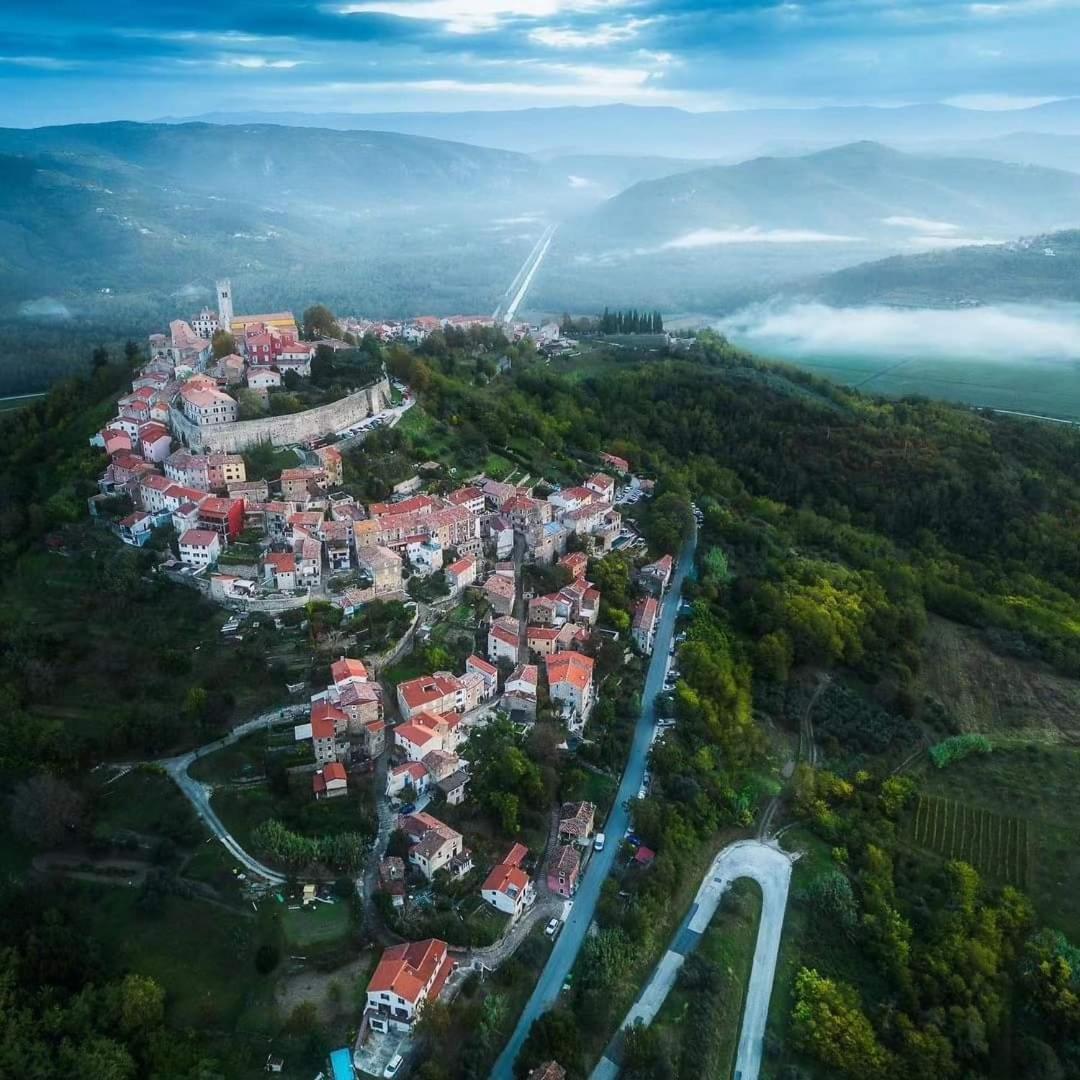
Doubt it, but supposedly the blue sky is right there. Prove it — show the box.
[2,0,1080,125]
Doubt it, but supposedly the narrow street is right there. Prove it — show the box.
[491,523,698,1079]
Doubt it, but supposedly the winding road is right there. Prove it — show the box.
[591,839,795,1080]
[157,705,308,886]
[490,524,698,1080]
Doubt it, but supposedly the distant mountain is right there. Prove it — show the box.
[574,142,1080,248]
[538,153,725,198]
[910,132,1080,176]
[165,100,1080,158]
[0,121,559,214]
[794,230,1080,308]
[529,143,1080,315]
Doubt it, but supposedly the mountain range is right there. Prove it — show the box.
[165,100,1080,159]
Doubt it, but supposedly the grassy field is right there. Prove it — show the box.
[282,899,351,947]
[907,793,1030,887]
[914,743,1080,938]
[92,766,203,843]
[757,351,1080,422]
[918,616,1080,742]
[81,884,276,1030]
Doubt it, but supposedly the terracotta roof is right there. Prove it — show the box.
[323,761,347,782]
[367,938,450,1005]
[395,722,440,749]
[546,651,594,691]
[559,801,596,837]
[466,654,497,677]
[482,860,530,898]
[331,657,368,685]
[178,529,219,548]
[310,700,347,739]
[265,552,296,573]
[393,761,429,781]
[399,673,461,711]
[446,555,477,577]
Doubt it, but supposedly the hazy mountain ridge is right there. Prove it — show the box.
[572,141,1080,247]
[163,100,1080,158]
[793,229,1080,307]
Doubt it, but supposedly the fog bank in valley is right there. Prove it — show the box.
[717,302,1080,363]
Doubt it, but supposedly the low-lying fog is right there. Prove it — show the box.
[716,302,1080,362]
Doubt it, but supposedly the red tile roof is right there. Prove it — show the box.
[367,939,451,1006]
[331,657,368,684]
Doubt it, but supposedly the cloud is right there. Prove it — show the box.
[332,0,628,34]
[882,215,961,233]
[0,55,77,70]
[220,56,305,68]
[661,226,863,248]
[530,18,653,48]
[717,301,1080,361]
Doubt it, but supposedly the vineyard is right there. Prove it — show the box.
[908,794,1030,887]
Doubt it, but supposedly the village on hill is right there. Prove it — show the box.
[80,282,682,1079]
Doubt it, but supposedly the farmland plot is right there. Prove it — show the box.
[908,794,1029,888]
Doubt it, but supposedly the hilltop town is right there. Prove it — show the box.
[79,282,683,1079]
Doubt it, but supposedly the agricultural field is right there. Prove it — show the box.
[915,743,1080,937]
[907,794,1029,887]
[918,616,1080,742]
[754,350,1080,422]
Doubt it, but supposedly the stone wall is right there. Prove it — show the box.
[170,378,390,452]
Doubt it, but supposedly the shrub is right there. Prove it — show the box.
[929,734,992,769]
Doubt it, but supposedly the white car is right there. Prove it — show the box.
[545,917,561,937]
[594,832,606,852]
[384,1055,404,1078]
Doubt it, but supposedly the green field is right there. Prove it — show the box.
[916,743,1080,937]
[907,793,1029,887]
[760,351,1080,422]
[282,899,351,947]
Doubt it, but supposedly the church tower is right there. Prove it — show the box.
[216,279,234,328]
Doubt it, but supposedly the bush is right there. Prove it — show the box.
[929,734,992,769]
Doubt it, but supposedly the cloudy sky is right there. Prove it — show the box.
[2,0,1080,125]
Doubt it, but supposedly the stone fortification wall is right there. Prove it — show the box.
[171,378,390,452]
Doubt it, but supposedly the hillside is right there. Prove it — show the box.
[797,229,1080,307]
[530,142,1080,313]
[0,121,558,213]
[573,141,1080,248]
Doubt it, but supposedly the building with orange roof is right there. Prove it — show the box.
[363,938,454,1033]
[331,656,368,686]
[546,651,595,725]
[312,761,348,800]
[396,672,466,721]
[481,843,534,918]
[632,596,660,655]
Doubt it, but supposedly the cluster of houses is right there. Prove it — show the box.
[338,312,565,356]
[363,797,598,1041]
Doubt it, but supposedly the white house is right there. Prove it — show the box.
[178,528,221,567]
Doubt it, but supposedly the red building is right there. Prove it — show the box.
[197,496,245,541]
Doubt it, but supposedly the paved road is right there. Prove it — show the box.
[157,705,308,886]
[490,525,698,1079]
[591,839,795,1080]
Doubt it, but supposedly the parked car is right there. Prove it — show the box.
[545,917,561,938]
[384,1054,404,1078]
[594,832,606,852]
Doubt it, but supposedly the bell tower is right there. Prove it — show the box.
[216,279,233,327]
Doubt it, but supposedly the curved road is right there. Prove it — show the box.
[591,839,795,1080]
[158,705,308,886]
[491,525,697,1079]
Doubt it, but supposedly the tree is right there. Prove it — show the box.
[303,305,341,341]
[516,1008,584,1079]
[791,967,890,1077]
[211,330,236,359]
[91,345,110,370]
[118,973,165,1035]
[9,774,84,849]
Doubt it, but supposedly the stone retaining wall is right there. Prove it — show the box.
[171,377,390,452]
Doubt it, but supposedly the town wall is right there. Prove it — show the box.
[170,377,390,452]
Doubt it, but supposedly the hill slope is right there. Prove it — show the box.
[575,141,1080,249]
[797,230,1080,307]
